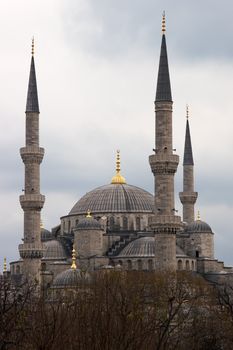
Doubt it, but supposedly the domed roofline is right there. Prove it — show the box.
[186,219,213,234]
[68,183,154,216]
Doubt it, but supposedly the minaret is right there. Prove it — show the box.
[18,39,45,281]
[149,13,181,270]
[179,106,198,224]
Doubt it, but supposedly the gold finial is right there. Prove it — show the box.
[186,104,189,119]
[86,210,92,218]
[40,220,44,229]
[3,258,7,273]
[111,150,126,184]
[31,37,34,56]
[162,11,166,34]
[197,211,201,221]
[71,246,77,270]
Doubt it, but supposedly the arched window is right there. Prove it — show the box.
[137,260,142,270]
[118,260,123,266]
[127,260,132,270]
[186,260,190,271]
[75,219,79,226]
[178,260,183,271]
[109,217,114,230]
[191,261,195,270]
[196,250,199,258]
[16,265,20,274]
[136,217,140,231]
[123,217,128,230]
[68,220,71,233]
[41,262,46,271]
[148,259,153,271]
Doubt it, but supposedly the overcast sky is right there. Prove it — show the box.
[0,0,233,270]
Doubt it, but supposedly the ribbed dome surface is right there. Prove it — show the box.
[118,237,187,258]
[119,237,155,257]
[186,220,212,233]
[77,216,102,230]
[69,184,154,215]
[53,268,82,288]
[43,240,68,260]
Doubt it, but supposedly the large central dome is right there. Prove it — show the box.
[69,184,154,215]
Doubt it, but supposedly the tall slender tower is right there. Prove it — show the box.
[149,14,181,270]
[179,107,198,224]
[18,40,45,281]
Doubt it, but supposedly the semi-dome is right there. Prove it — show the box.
[53,268,82,288]
[43,240,68,260]
[118,237,155,257]
[186,219,212,233]
[69,184,154,215]
[118,237,187,258]
[76,214,102,230]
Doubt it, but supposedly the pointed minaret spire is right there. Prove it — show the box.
[26,38,39,113]
[19,39,45,281]
[155,12,172,102]
[179,106,198,224]
[183,105,194,165]
[149,14,181,271]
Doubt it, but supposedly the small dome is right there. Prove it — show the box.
[118,237,188,258]
[53,268,82,288]
[186,220,212,233]
[41,228,54,242]
[43,240,68,260]
[76,216,102,230]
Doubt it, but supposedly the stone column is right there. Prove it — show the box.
[18,44,45,282]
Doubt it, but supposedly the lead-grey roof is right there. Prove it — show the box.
[183,119,194,165]
[69,184,154,215]
[53,268,82,288]
[117,237,187,258]
[155,34,172,102]
[186,220,212,233]
[26,56,40,113]
[76,216,102,230]
[43,240,68,260]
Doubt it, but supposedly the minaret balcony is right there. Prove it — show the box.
[179,191,198,205]
[149,214,181,233]
[19,242,45,259]
[20,146,44,164]
[19,194,45,210]
[149,154,179,174]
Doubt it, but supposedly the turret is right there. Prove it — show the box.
[149,13,181,270]
[179,106,198,224]
[74,211,105,271]
[18,39,45,282]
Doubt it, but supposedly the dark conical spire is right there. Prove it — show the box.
[155,14,172,102]
[26,39,39,113]
[183,118,194,165]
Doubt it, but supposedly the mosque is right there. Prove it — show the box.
[8,15,233,289]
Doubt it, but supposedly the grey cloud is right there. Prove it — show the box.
[62,0,233,61]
